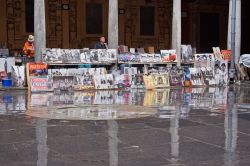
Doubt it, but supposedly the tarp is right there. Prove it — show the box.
[240,54,250,68]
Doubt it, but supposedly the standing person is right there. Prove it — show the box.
[23,35,35,62]
[94,37,108,49]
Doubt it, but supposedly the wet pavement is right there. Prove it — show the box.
[1,86,250,166]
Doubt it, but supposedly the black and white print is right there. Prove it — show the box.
[201,67,216,86]
[53,76,75,92]
[214,60,228,85]
[189,68,204,86]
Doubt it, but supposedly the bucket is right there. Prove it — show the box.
[2,79,12,88]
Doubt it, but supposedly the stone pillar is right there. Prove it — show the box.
[227,0,241,64]
[34,0,46,62]
[172,0,181,66]
[108,0,119,49]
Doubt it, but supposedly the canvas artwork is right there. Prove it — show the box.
[181,45,193,63]
[53,76,75,92]
[212,47,223,60]
[201,67,216,86]
[194,54,215,68]
[221,50,231,61]
[124,67,138,75]
[74,92,95,105]
[214,60,228,85]
[131,74,145,89]
[143,75,155,89]
[0,57,15,73]
[169,68,185,86]
[94,74,115,89]
[161,50,177,62]
[189,68,204,86]
[74,75,95,90]
[11,66,25,87]
[30,76,53,92]
[152,74,170,88]
[42,48,62,63]
[94,91,115,105]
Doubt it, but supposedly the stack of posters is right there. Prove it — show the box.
[181,45,193,63]
[160,50,177,62]
[11,66,25,87]
[189,68,204,86]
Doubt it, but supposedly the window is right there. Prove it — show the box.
[25,0,34,33]
[86,3,103,34]
[140,6,155,36]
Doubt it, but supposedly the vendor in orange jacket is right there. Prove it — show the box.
[23,35,35,60]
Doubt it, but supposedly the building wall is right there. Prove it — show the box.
[0,0,230,54]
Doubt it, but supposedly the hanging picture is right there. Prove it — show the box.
[181,45,193,63]
[189,68,204,86]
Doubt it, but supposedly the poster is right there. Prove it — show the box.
[214,60,228,85]
[181,45,193,63]
[94,74,115,89]
[160,50,177,62]
[124,67,138,75]
[131,74,145,89]
[0,57,15,73]
[114,74,131,88]
[212,47,223,60]
[201,67,216,86]
[89,49,100,63]
[42,48,62,63]
[152,74,170,88]
[169,68,184,86]
[189,68,204,86]
[53,76,75,92]
[28,63,48,76]
[107,49,117,63]
[194,53,215,67]
[11,66,25,87]
[221,50,231,61]
[74,75,95,90]
[30,76,53,92]
[143,75,155,89]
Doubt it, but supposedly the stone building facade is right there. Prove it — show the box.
[1,0,249,54]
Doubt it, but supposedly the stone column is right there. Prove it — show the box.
[227,0,241,64]
[172,0,181,66]
[108,0,119,49]
[34,0,46,62]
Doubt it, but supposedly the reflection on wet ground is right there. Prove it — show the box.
[1,86,250,165]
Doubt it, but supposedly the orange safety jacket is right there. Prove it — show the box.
[23,42,35,57]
